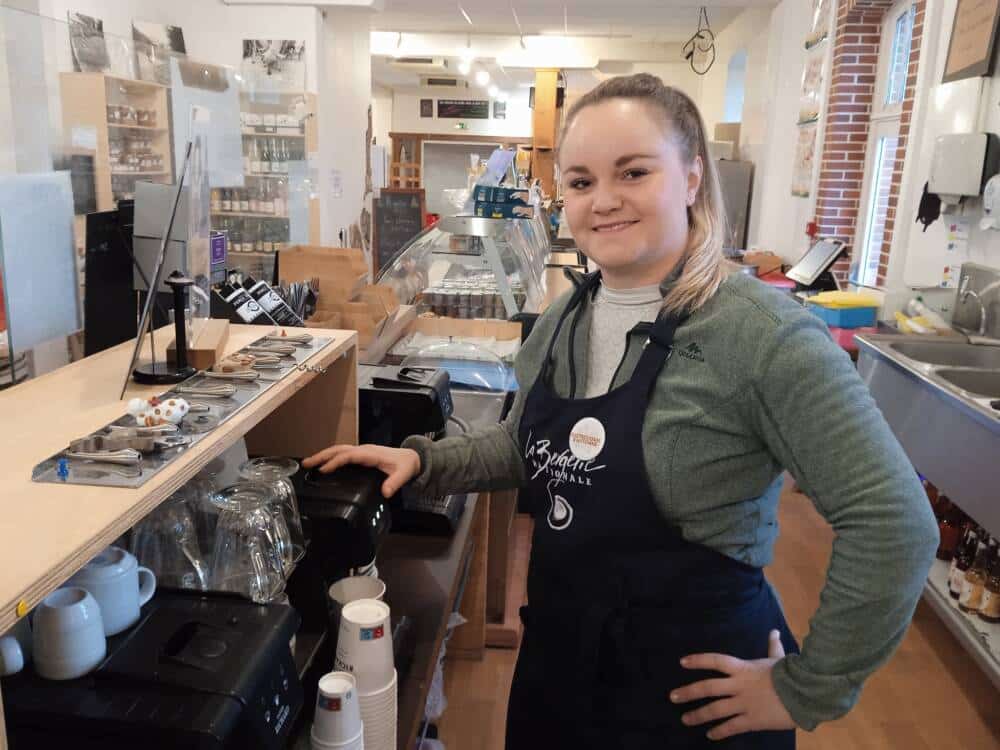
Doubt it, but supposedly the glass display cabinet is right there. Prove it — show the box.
[374,214,550,321]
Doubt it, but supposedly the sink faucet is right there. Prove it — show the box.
[960,276,1000,337]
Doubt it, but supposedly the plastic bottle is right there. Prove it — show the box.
[906,297,949,330]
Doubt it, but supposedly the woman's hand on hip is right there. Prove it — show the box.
[670,629,796,741]
[302,444,421,498]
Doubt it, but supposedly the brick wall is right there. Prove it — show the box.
[814,0,924,285]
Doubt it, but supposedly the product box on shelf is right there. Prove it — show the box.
[472,186,531,205]
[242,112,263,128]
[474,201,535,219]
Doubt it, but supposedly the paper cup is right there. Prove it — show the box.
[329,576,386,606]
[311,726,363,750]
[335,599,394,693]
[359,669,397,750]
[313,671,363,745]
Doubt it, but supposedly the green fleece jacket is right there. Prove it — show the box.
[402,269,939,731]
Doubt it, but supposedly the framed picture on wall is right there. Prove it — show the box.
[943,0,1000,83]
[420,98,433,118]
[493,101,506,119]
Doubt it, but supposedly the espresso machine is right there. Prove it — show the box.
[2,591,303,750]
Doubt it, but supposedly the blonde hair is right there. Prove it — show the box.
[560,73,730,315]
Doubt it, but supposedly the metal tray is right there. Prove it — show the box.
[32,335,332,489]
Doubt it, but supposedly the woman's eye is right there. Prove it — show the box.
[623,169,648,180]
[569,178,591,190]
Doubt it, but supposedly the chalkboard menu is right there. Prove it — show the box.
[374,188,426,276]
[437,99,489,119]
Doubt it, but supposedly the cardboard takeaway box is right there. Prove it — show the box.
[277,245,401,348]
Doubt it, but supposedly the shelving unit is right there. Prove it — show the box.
[925,559,1000,690]
[59,72,174,212]
[0,324,358,746]
[213,92,320,274]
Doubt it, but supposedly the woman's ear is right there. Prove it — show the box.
[687,155,704,206]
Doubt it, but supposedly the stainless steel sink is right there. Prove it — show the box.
[890,341,1000,368]
[937,368,1000,398]
[855,333,1000,537]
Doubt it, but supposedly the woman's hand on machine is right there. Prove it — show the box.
[669,629,796,740]
[302,445,422,498]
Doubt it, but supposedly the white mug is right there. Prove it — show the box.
[32,587,106,680]
[68,547,156,636]
[0,616,31,676]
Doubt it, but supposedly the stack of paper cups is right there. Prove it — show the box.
[335,599,396,750]
[311,672,364,750]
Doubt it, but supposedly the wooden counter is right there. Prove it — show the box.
[0,325,357,643]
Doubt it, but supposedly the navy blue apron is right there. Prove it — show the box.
[508,272,798,749]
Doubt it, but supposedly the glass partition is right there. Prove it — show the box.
[0,6,317,388]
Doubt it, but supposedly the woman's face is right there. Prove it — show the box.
[559,98,703,287]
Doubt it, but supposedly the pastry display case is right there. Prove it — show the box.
[374,215,550,321]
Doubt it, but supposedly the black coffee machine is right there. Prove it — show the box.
[3,591,303,750]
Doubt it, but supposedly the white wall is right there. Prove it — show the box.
[37,0,319,90]
[892,0,1000,310]
[372,82,392,149]
[751,0,827,262]
[391,86,532,138]
[695,6,776,250]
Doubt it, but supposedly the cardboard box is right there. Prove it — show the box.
[742,250,783,276]
[278,245,369,304]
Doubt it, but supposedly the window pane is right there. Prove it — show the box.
[860,135,900,287]
[886,6,915,106]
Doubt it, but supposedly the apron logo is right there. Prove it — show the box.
[678,342,704,362]
[569,417,606,461]
[546,479,574,530]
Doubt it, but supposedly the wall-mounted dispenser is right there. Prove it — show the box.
[929,132,1000,210]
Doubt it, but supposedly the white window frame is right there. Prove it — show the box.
[855,0,913,287]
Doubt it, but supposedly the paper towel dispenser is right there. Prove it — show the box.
[929,133,1000,205]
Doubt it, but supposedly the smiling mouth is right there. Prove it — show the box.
[592,220,638,233]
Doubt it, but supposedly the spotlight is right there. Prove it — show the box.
[475,70,490,86]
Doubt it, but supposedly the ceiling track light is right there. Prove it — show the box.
[564,5,569,35]
[395,31,403,50]
[459,3,472,26]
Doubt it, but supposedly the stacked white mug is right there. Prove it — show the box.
[335,599,396,750]
[311,671,364,750]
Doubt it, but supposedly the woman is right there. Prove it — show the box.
[305,74,938,748]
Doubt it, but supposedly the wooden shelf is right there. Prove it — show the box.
[211,211,289,219]
[107,124,167,132]
[242,129,305,139]
[227,251,279,258]
[245,171,290,177]
[110,171,169,177]
[104,74,168,91]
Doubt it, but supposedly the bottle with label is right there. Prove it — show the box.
[221,189,232,212]
[243,275,304,326]
[210,188,221,213]
[255,221,265,253]
[262,182,274,215]
[260,138,271,174]
[242,139,251,175]
[271,138,283,174]
[217,283,276,325]
[248,185,259,214]
[937,497,962,561]
[960,536,995,613]
[950,525,979,599]
[273,180,286,218]
[281,140,291,173]
[251,139,262,175]
[230,221,242,254]
[979,546,1000,623]
[239,188,250,213]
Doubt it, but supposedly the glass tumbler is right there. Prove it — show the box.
[208,482,290,604]
[130,491,210,591]
[239,457,305,570]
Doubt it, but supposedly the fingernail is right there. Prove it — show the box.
[680,657,690,666]
[669,692,679,703]
[681,714,691,725]
[707,731,718,741]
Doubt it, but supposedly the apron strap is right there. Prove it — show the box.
[629,311,685,394]
[540,271,601,384]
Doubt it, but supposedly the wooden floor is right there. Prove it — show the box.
[437,484,1000,749]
